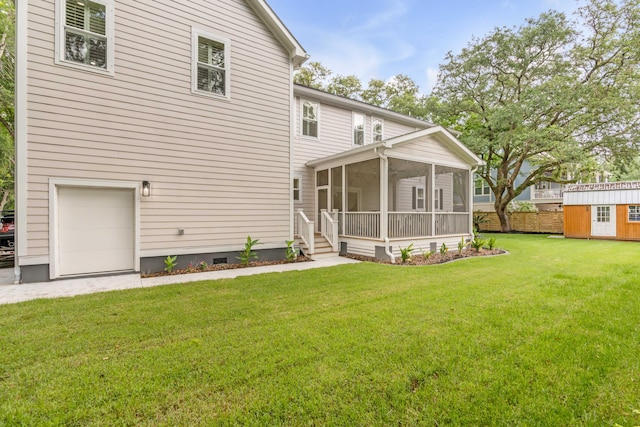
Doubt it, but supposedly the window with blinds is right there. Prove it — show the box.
[59,0,112,71]
[192,29,230,98]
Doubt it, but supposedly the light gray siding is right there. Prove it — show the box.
[293,94,425,219]
[26,0,293,257]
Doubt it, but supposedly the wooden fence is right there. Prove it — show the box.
[475,211,564,234]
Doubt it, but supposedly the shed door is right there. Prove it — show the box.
[58,187,135,276]
[591,205,616,237]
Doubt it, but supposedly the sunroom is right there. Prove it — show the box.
[296,127,485,262]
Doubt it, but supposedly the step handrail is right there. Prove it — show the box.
[296,209,314,254]
[321,209,339,251]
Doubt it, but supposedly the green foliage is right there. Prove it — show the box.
[163,255,177,273]
[420,247,434,259]
[473,213,489,232]
[237,235,260,266]
[434,0,640,231]
[471,237,485,252]
[399,243,414,264]
[488,237,497,250]
[293,61,331,89]
[0,0,15,211]
[285,240,297,263]
[198,260,208,270]
[458,237,467,253]
[508,201,538,213]
[5,235,640,425]
[439,243,448,255]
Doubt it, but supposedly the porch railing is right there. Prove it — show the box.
[388,212,432,238]
[434,213,470,235]
[343,212,380,239]
[296,209,314,254]
[532,188,563,200]
[321,209,339,251]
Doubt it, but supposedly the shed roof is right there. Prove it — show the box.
[563,181,640,205]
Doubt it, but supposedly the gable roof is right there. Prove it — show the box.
[294,84,434,129]
[307,126,485,168]
[246,0,308,68]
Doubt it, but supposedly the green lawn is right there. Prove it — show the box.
[2,234,640,426]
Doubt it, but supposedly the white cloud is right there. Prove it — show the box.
[424,68,439,94]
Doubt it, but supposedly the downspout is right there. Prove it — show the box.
[470,165,479,238]
[375,146,395,264]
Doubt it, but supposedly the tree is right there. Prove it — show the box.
[433,0,640,232]
[0,0,15,212]
[327,74,362,100]
[361,74,426,116]
[293,61,331,90]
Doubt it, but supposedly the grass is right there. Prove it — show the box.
[1,234,640,425]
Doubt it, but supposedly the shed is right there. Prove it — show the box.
[563,182,640,240]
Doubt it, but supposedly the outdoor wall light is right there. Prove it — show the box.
[141,181,151,197]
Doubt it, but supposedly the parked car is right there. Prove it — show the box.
[0,211,14,249]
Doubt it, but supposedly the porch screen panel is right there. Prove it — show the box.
[332,167,343,234]
[345,159,381,238]
[388,158,431,212]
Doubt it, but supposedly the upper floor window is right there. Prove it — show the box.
[302,101,319,138]
[56,0,114,74]
[353,113,365,146]
[475,178,490,196]
[372,119,383,143]
[192,29,231,98]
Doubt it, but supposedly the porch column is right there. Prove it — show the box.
[431,163,436,235]
[469,167,475,235]
[379,152,388,240]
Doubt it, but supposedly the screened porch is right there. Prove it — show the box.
[314,156,472,242]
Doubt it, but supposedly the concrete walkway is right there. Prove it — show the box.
[0,255,360,305]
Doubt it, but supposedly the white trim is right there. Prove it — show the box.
[140,242,287,258]
[300,98,319,139]
[244,0,307,68]
[15,0,28,265]
[54,0,115,75]
[191,27,231,99]
[48,178,141,280]
[18,256,50,266]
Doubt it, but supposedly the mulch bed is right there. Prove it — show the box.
[142,255,313,278]
[344,248,506,265]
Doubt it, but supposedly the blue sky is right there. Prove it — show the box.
[267,0,585,93]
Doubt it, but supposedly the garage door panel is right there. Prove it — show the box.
[57,186,135,276]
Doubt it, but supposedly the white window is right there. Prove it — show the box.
[302,100,319,138]
[293,177,301,202]
[372,118,383,143]
[434,188,444,211]
[475,178,490,196]
[596,206,611,222]
[55,0,114,74]
[192,28,231,98]
[353,113,365,146]
[629,206,640,222]
[412,186,425,210]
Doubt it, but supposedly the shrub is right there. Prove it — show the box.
[458,237,467,253]
[420,247,434,259]
[488,237,497,250]
[164,255,177,273]
[399,243,414,264]
[285,240,297,263]
[237,236,260,266]
[440,243,448,255]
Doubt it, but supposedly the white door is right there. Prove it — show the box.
[57,187,135,276]
[591,205,616,237]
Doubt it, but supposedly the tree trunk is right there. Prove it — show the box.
[494,200,512,232]
[0,189,10,213]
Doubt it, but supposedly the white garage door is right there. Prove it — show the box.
[58,186,135,276]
